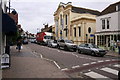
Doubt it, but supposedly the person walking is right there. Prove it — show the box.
[17,39,22,52]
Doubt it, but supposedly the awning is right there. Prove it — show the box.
[2,11,17,35]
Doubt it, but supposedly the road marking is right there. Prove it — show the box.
[40,54,43,58]
[96,68,99,69]
[111,59,117,61]
[105,60,110,62]
[100,67,118,75]
[113,64,120,68]
[98,60,104,63]
[83,63,89,66]
[75,55,79,57]
[61,68,68,71]
[91,62,96,64]
[57,50,60,52]
[84,71,112,80]
[79,57,84,58]
[53,61,61,69]
[71,53,79,57]
[72,65,80,69]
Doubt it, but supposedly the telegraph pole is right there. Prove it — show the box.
[9,0,10,13]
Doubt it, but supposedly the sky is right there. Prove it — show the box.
[10,0,120,34]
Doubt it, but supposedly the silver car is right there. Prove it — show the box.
[57,39,77,51]
[78,43,107,57]
[47,40,57,48]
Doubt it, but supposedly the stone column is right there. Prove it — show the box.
[95,35,97,45]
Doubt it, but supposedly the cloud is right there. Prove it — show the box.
[11,0,120,34]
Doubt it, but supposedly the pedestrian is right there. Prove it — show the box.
[117,40,120,55]
[17,39,22,52]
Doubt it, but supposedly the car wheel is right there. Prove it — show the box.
[58,45,60,49]
[73,49,76,52]
[91,51,96,56]
[64,46,68,51]
[78,49,81,54]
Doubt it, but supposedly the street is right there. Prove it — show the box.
[25,43,120,79]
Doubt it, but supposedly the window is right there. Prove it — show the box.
[102,19,105,29]
[65,26,67,37]
[78,27,81,37]
[74,27,76,37]
[60,14,62,26]
[107,19,109,29]
[88,27,91,33]
[65,15,68,25]
[70,26,72,36]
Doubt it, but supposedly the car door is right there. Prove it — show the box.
[79,44,85,52]
[83,44,89,53]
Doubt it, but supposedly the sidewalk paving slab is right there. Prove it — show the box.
[2,46,69,78]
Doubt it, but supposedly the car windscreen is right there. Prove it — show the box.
[65,40,73,43]
[89,44,99,48]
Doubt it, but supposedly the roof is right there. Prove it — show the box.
[100,1,120,15]
[71,6,100,16]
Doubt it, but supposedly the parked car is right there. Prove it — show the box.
[23,38,28,44]
[30,39,36,43]
[77,43,107,57]
[57,39,77,51]
[47,40,57,48]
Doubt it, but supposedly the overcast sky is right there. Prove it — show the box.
[10,0,119,34]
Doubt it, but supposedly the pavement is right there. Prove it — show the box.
[2,44,119,79]
[106,50,120,57]
[2,45,69,79]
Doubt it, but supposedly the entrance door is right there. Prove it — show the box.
[106,36,110,48]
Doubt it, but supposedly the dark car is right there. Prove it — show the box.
[57,39,77,51]
[77,43,107,57]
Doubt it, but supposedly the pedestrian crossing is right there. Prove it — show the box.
[83,64,120,80]
[100,67,118,75]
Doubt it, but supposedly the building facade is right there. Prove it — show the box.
[54,2,100,45]
[95,1,120,49]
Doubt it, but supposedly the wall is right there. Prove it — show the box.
[96,12,119,32]
[118,11,120,30]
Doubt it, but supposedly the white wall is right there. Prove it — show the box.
[118,11,120,30]
[96,12,119,32]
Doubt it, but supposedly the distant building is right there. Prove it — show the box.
[41,24,52,32]
[95,1,120,49]
[8,10,18,24]
[54,2,100,45]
